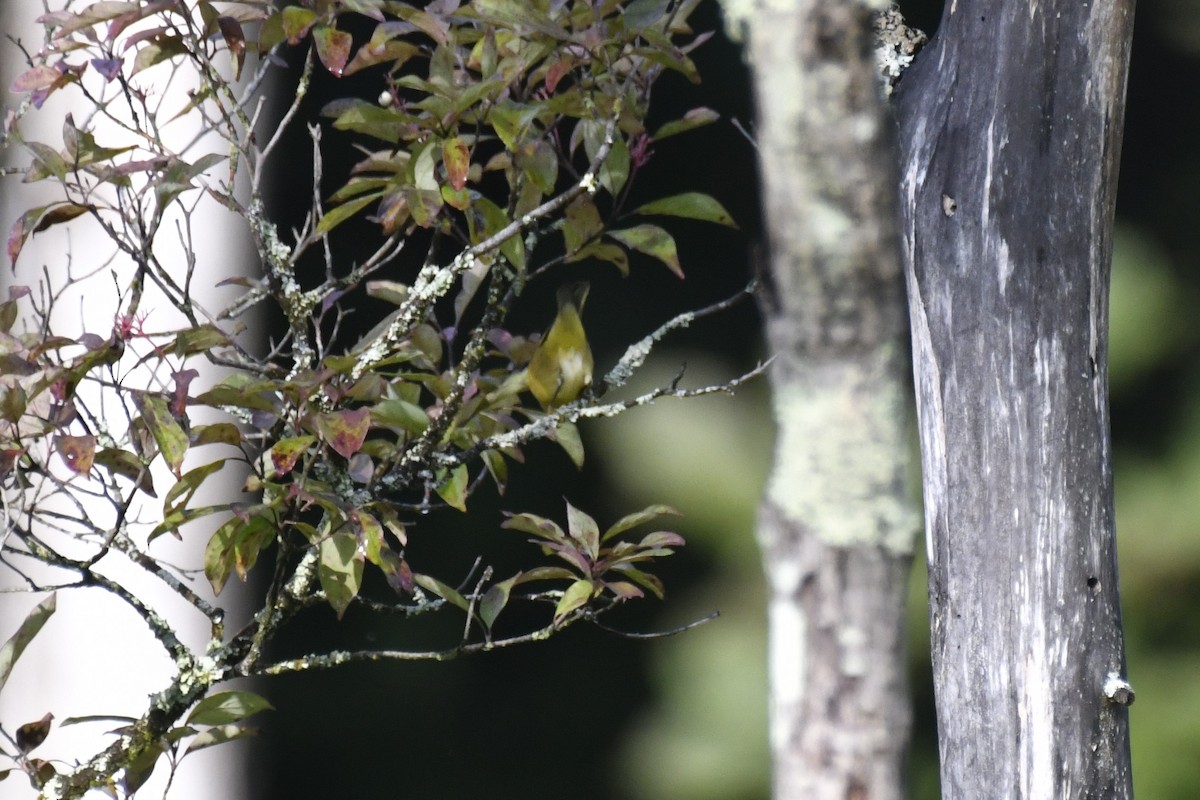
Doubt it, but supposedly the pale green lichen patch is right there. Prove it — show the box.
[767,351,919,554]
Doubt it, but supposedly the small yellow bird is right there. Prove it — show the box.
[526,281,593,409]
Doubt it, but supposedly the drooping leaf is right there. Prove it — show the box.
[216,16,246,80]
[603,504,682,541]
[442,136,470,191]
[501,512,566,543]
[633,192,738,228]
[565,501,600,560]
[607,224,684,278]
[435,464,469,512]
[554,578,594,622]
[479,578,515,630]
[184,723,260,754]
[553,420,584,468]
[0,594,56,693]
[17,712,55,753]
[136,393,189,476]
[186,691,273,726]
[313,25,353,76]
[162,459,228,517]
[412,573,469,612]
[317,192,384,234]
[651,107,719,140]
[319,531,363,618]
[93,447,155,496]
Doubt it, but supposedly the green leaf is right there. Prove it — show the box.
[0,594,55,693]
[171,324,232,356]
[435,464,469,512]
[204,513,276,595]
[472,0,568,38]
[470,197,525,269]
[652,107,719,140]
[327,100,412,143]
[136,393,189,476]
[603,504,682,541]
[413,573,470,612]
[319,531,363,619]
[132,34,189,76]
[610,564,666,599]
[633,192,738,228]
[280,5,318,43]
[514,565,577,583]
[607,224,684,278]
[553,420,584,468]
[622,0,671,30]
[93,447,155,496]
[598,135,630,196]
[501,512,566,543]
[186,691,274,726]
[554,579,594,622]
[163,459,227,517]
[317,191,383,234]
[562,196,604,255]
[184,723,260,754]
[343,28,420,76]
[479,578,515,630]
[122,740,162,793]
[514,139,557,195]
[638,530,686,549]
[357,511,385,565]
[370,398,429,434]
[569,240,629,274]
[566,501,600,560]
[190,423,242,448]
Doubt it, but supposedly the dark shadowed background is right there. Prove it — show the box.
[252,2,1200,797]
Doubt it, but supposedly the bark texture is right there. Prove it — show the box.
[742,1,920,797]
[894,1,1136,796]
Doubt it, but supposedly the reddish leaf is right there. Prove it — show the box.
[10,66,61,93]
[217,17,246,80]
[16,713,53,754]
[170,368,198,419]
[442,137,469,191]
[313,25,353,77]
[316,408,370,459]
[54,434,96,475]
[270,435,315,475]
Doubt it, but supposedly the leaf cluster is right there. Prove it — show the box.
[0,0,749,795]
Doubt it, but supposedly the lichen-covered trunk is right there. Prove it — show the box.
[893,0,1136,796]
[743,1,920,797]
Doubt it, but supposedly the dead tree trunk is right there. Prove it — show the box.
[894,1,1137,796]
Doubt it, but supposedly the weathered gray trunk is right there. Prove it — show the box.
[742,1,920,797]
[894,1,1136,796]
